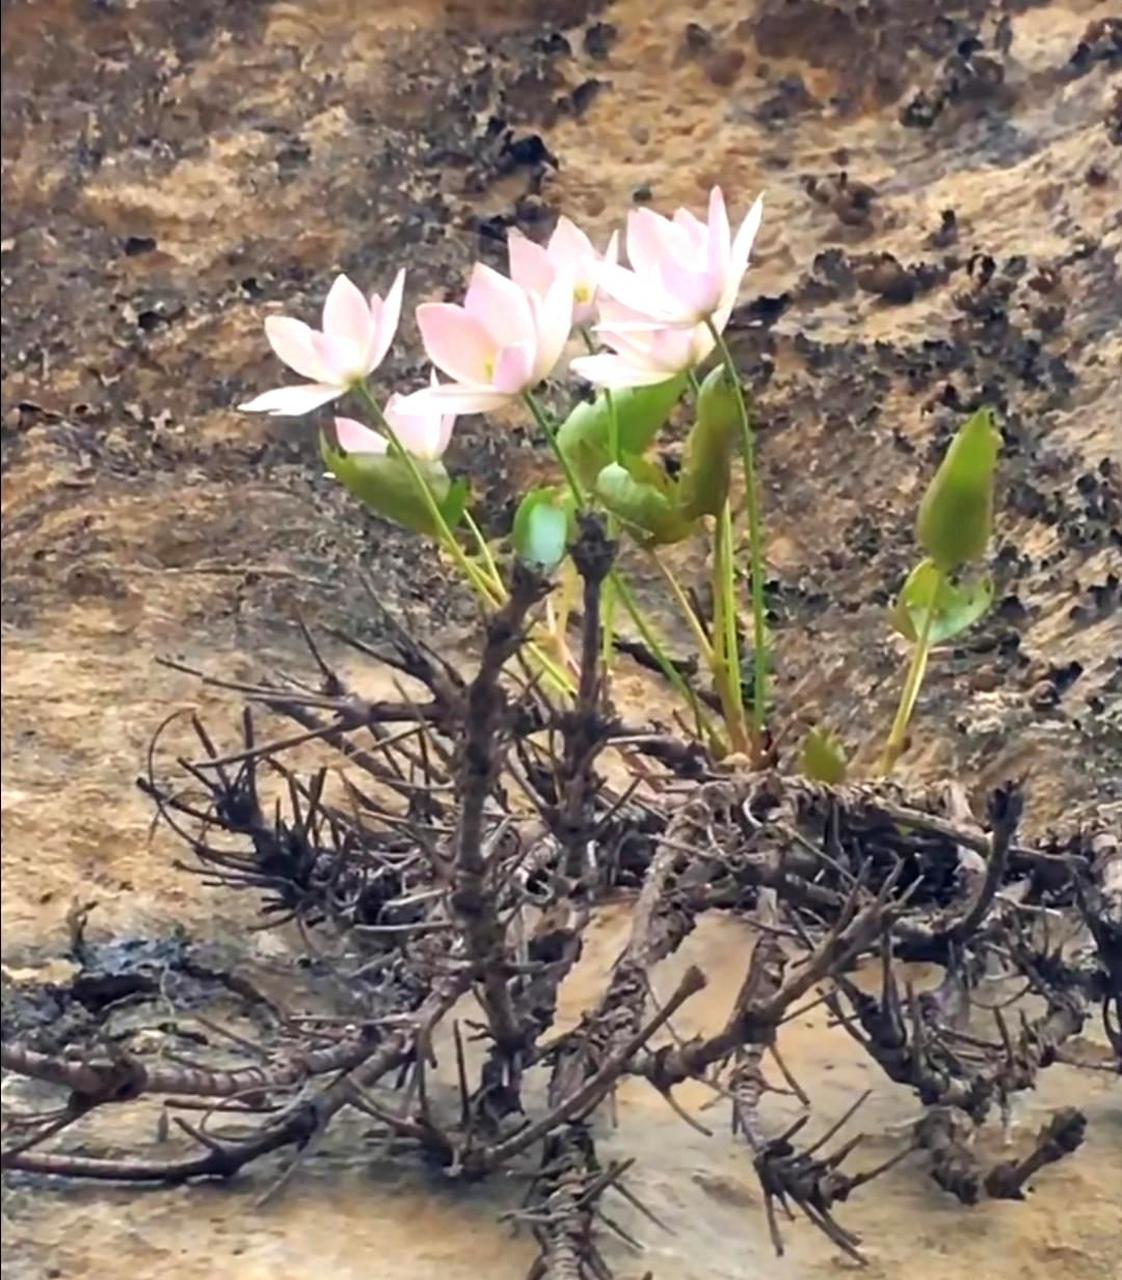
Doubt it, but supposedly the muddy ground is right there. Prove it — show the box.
[2,1,1120,1277]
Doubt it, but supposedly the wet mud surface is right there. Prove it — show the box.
[2,1,1120,1276]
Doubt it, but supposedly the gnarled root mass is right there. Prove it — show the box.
[2,522,1117,1276]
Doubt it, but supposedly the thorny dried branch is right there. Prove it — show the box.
[2,530,1116,1277]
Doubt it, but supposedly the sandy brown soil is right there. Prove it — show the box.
[2,1,1120,1277]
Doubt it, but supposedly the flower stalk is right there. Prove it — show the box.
[880,564,941,775]
[707,321,768,757]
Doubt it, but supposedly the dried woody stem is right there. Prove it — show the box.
[446,561,551,1056]
[2,567,1113,1277]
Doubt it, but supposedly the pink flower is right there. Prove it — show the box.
[333,376,455,462]
[508,217,618,327]
[240,271,405,416]
[599,188,763,330]
[415,263,573,414]
[569,295,717,389]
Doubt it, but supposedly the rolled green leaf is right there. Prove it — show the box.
[889,558,994,646]
[512,486,571,571]
[678,364,741,519]
[558,376,687,487]
[800,726,848,784]
[917,407,1000,570]
[595,458,694,546]
[321,434,460,537]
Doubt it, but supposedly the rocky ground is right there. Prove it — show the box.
[2,1,1120,1277]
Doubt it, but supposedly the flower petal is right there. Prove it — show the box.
[322,275,371,345]
[310,330,365,383]
[719,195,765,317]
[463,263,536,349]
[416,382,513,415]
[658,257,721,322]
[731,194,764,274]
[334,416,388,455]
[625,207,678,276]
[570,353,676,389]
[264,316,335,383]
[416,302,495,385]
[508,231,556,298]
[706,186,731,281]
[384,388,455,460]
[492,343,536,395]
[547,216,595,271]
[366,267,405,373]
[238,383,342,415]
[671,207,708,257]
[530,270,574,383]
[598,262,682,322]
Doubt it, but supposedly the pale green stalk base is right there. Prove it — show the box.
[522,391,587,512]
[651,542,747,758]
[601,386,621,674]
[355,382,574,696]
[462,510,504,600]
[523,388,711,734]
[707,323,769,758]
[612,571,720,747]
[880,564,942,775]
[712,501,750,756]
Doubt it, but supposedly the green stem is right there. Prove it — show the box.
[649,545,747,754]
[601,386,620,672]
[712,500,749,754]
[613,572,719,746]
[462,511,506,602]
[648,551,713,666]
[355,383,501,608]
[522,391,586,512]
[522,384,707,730]
[707,322,768,753]
[880,565,941,775]
[355,383,574,695]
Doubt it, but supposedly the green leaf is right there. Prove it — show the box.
[321,434,453,537]
[801,726,848,785]
[557,376,687,487]
[889,558,994,646]
[917,407,1000,570]
[678,364,741,519]
[440,477,470,533]
[595,459,694,546]
[512,486,570,571]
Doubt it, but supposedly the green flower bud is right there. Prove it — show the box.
[512,486,571,572]
[678,364,742,520]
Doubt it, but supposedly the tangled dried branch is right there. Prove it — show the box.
[2,517,1116,1276]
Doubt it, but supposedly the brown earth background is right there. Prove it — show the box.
[2,1,1120,1277]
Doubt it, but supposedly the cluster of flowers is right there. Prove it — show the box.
[238,182,1000,775]
[240,187,764,463]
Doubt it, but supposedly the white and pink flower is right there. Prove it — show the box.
[415,262,573,414]
[240,271,405,416]
[332,375,455,462]
[508,216,618,327]
[599,187,763,329]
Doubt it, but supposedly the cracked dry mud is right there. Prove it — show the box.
[2,1,1120,1278]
